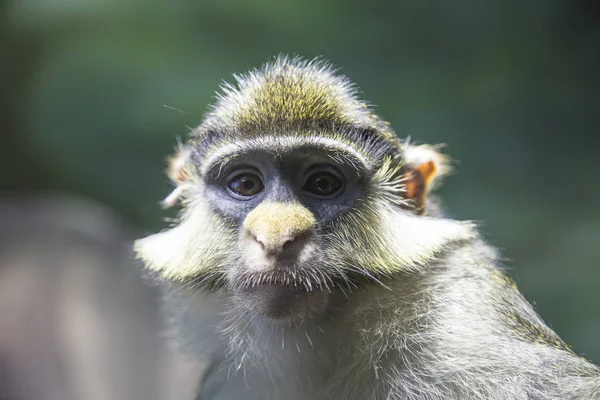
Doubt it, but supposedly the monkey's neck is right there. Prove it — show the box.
[209,270,438,397]
[204,241,490,395]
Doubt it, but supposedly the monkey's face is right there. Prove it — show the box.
[200,147,365,319]
[134,57,475,321]
[135,136,473,321]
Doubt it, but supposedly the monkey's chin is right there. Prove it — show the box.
[234,284,329,321]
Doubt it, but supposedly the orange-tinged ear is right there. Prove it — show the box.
[402,144,450,212]
[167,147,192,185]
[162,146,195,208]
[417,160,438,187]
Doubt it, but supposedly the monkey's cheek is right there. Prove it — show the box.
[233,284,329,321]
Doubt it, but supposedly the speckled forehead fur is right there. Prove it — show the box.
[190,56,403,166]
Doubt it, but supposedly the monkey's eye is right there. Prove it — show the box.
[303,171,344,198]
[227,173,264,197]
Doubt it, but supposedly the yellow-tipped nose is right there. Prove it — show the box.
[243,202,316,254]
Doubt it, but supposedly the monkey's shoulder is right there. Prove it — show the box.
[353,242,600,398]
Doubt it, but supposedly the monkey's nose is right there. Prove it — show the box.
[243,201,317,258]
[250,233,306,257]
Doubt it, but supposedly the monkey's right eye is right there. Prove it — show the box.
[227,173,264,197]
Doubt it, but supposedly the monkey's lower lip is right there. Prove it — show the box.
[234,283,328,320]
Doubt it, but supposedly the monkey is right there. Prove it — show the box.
[134,56,600,400]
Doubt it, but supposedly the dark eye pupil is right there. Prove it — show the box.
[316,177,331,191]
[304,172,342,197]
[242,178,255,190]
[228,174,263,196]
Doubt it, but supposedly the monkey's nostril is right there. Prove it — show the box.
[281,237,296,251]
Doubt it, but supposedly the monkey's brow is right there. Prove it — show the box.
[199,135,373,176]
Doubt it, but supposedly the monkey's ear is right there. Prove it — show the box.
[402,144,451,211]
[162,146,194,208]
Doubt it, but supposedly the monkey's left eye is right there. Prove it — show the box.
[227,173,264,197]
[303,171,344,198]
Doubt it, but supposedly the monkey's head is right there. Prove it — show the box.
[135,57,474,321]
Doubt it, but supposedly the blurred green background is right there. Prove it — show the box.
[1,0,599,367]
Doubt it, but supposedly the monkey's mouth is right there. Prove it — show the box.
[231,268,332,319]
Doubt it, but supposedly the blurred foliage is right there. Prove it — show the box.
[1,0,599,361]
